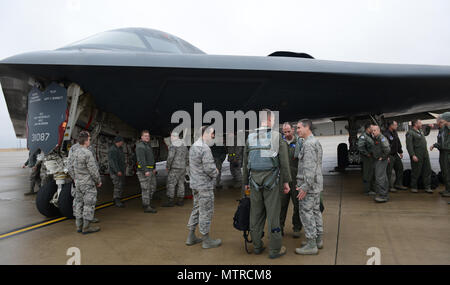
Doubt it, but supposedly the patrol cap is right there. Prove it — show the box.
[441,112,450,122]
[114,136,124,143]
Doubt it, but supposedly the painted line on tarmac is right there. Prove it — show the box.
[0,190,154,241]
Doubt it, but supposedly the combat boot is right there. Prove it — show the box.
[292,230,301,239]
[394,184,407,190]
[185,229,202,246]
[374,196,388,203]
[295,239,318,255]
[410,188,418,193]
[76,219,83,233]
[301,235,323,249]
[269,246,287,259]
[368,191,376,196]
[176,197,184,206]
[82,219,100,235]
[24,183,36,196]
[91,217,100,223]
[143,205,157,213]
[114,198,125,208]
[201,234,222,249]
[316,235,324,249]
[389,188,397,193]
[162,197,175,207]
[424,188,433,194]
[440,190,450,197]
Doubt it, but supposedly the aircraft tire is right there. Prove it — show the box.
[58,183,74,219]
[36,180,60,218]
[337,143,349,169]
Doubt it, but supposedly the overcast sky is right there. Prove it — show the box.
[1,0,450,148]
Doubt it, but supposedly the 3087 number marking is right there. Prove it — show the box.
[31,133,50,142]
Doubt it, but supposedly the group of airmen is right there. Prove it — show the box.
[57,109,324,258]
[185,110,324,257]
[21,109,450,258]
[357,112,450,203]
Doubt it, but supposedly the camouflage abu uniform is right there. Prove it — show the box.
[372,134,391,200]
[297,134,324,241]
[135,140,157,207]
[187,138,218,235]
[69,147,101,221]
[166,140,189,199]
[108,144,126,199]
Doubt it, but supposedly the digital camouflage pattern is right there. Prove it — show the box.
[187,188,215,235]
[189,138,218,190]
[70,147,101,221]
[187,138,217,235]
[166,142,189,198]
[297,135,324,241]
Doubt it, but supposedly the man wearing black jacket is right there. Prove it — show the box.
[383,121,407,191]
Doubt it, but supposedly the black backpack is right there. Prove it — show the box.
[233,197,252,254]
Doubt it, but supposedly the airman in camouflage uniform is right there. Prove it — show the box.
[135,130,157,213]
[295,119,323,255]
[108,136,126,208]
[23,149,42,195]
[357,123,375,195]
[406,120,432,193]
[186,126,221,249]
[163,132,189,207]
[69,131,102,234]
[226,132,244,188]
[372,125,391,203]
[432,113,450,197]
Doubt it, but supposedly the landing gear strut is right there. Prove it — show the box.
[336,117,360,171]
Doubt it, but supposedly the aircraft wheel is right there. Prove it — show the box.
[58,183,74,219]
[36,180,60,218]
[337,143,349,169]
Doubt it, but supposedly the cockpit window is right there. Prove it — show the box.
[64,31,147,49]
[143,34,182,54]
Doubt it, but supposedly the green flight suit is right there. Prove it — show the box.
[243,127,291,256]
[372,134,391,200]
[135,141,157,206]
[406,127,431,190]
[357,131,375,194]
[435,126,450,193]
[279,135,302,233]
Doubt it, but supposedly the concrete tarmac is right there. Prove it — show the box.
[0,131,448,265]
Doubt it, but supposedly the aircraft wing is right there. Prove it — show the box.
[1,49,450,137]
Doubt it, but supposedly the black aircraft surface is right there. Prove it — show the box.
[1,27,450,169]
